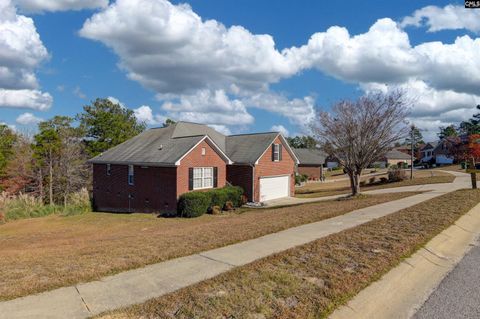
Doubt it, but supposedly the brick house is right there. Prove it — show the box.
[293,148,327,180]
[89,122,299,213]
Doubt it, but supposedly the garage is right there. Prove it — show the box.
[259,175,290,201]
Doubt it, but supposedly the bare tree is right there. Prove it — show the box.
[313,91,410,196]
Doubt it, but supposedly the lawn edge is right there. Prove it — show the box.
[330,201,480,319]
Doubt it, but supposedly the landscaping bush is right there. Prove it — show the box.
[177,186,244,217]
[369,176,376,184]
[388,167,407,182]
[177,192,211,218]
[380,177,388,183]
[295,174,308,185]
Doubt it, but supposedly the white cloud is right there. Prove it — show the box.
[286,18,420,85]
[243,92,316,126]
[134,105,166,125]
[208,124,231,135]
[401,4,480,33]
[78,1,480,138]
[16,112,42,125]
[72,86,86,99]
[0,0,52,110]
[161,89,254,127]
[270,124,289,137]
[13,0,108,13]
[0,88,52,110]
[79,0,298,95]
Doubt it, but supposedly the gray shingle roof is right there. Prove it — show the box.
[293,148,327,165]
[89,122,292,166]
[89,124,206,166]
[384,149,412,160]
[226,132,279,164]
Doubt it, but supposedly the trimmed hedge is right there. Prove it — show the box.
[177,192,211,218]
[177,186,244,218]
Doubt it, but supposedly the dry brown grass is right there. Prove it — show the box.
[0,192,417,301]
[296,170,454,198]
[100,189,480,319]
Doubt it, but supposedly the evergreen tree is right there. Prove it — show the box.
[77,98,146,157]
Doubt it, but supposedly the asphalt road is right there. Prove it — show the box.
[413,240,480,319]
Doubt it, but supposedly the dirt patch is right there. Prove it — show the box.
[0,192,417,301]
[99,189,480,319]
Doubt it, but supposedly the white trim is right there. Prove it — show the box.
[175,135,233,166]
[254,133,300,165]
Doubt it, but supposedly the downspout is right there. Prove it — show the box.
[250,164,255,203]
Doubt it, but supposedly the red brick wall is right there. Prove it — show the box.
[92,164,177,213]
[227,164,253,201]
[254,136,296,202]
[177,139,227,197]
[298,165,323,180]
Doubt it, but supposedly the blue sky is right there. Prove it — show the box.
[1,0,479,140]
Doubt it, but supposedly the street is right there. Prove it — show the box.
[414,240,480,319]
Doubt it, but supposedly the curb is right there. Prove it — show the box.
[329,202,480,319]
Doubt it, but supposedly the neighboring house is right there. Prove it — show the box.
[395,144,424,163]
[420,138,461,165]
[373,149,413,168]
[89,122,299,213]
[325,155,340,169]
[293,148,327,180]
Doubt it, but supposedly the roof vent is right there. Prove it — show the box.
[158,144,163,150]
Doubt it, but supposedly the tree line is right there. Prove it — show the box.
[0,98,146,206]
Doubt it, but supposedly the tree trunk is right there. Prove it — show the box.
[38,167,44,202]
[353,173,361,195]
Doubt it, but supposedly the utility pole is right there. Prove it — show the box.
[410,124,415,180]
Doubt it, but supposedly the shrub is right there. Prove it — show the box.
[388,167,407,182]
[369,177,376,184]
[295,174,308,185]
[380,177,388,183]
[177,186,244,218]
[219,186,243,207]
[177,192,211,218]
[360,181,366,187]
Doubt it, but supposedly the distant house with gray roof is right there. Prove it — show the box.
[293,148,327,180]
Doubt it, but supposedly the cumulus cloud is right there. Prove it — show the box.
[0,0,52,110]
[134,105,166,125]
[401,4,480,33]
[78,1,480,138]
[270,124,289,137]
[16,112,42,125]
[13,0,108,13]
[161,89,254,127]
[243,92,316,126]
[79,0,298,94]
[0,89,52,110]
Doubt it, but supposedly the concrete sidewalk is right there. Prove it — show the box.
[0,171,471,319]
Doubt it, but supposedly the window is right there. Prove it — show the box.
[273,144,280,161]
[128,165,134,185]
[193,167,213,189]
[106,164,111,176]
[201,147,206,156]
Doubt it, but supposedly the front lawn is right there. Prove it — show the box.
[296,170,454,198]
[0,192,416,301]
[99,189,480,319]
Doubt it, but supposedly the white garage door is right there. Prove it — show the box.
[259,175,290,202]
